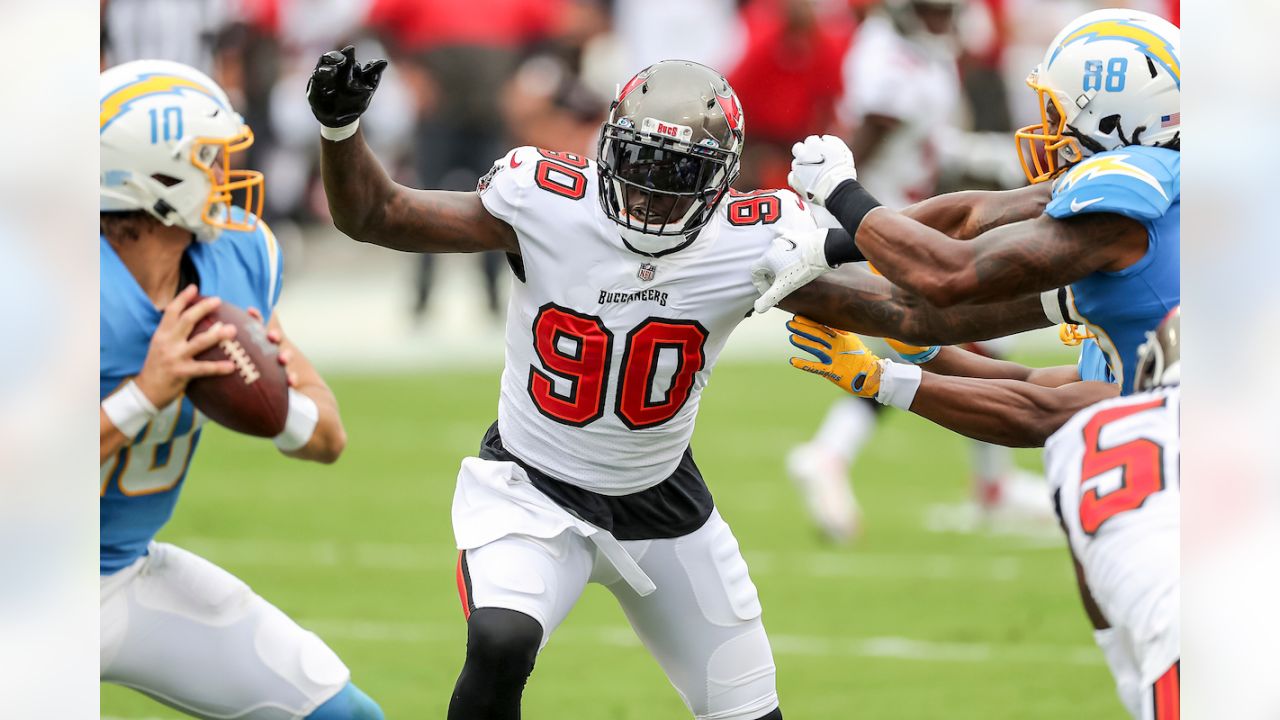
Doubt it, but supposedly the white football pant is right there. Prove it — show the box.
[101,542,351,719]
[453,457,779,720]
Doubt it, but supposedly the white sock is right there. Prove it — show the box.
[813,397,879,466]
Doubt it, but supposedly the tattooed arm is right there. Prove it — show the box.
[854,209,1147,307]
[320,127,517,254]
[778,264,1052,346]
[899,183,1052,240]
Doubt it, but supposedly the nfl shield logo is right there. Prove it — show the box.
[638,263,656,282]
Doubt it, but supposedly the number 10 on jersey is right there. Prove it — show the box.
[529,303,708,429]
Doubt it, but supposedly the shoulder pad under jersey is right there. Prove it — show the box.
[217,208,283,314]
[479,146,594,225]
[1046,146,1179,222]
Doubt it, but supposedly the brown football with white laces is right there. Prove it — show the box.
[185,299,288,437]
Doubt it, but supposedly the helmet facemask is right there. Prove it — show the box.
[1014,71,1083,184]
[189,128,263,236]
[598,121,737,256]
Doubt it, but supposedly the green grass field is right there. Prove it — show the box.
[102,359,1123,719]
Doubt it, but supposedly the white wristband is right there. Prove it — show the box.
[102,380,159,438]
[875,360,922,411]
[273,388,320,452]
[320,118,359,142]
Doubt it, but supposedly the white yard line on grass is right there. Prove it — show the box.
[170,536,1041,582]
[298,618,1102,667]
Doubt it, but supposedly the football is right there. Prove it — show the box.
[185,299,289,437]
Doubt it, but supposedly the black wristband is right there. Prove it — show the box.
[826,178,883,237]
[823,228,865,267]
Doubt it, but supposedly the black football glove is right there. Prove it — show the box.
[306,45,388,128]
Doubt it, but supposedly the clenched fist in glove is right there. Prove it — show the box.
[306,45,388,140]
[787,134,858,206]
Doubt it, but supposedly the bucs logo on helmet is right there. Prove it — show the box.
[597,60,744,258]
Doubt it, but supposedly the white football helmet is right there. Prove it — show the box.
[100,59,262,241]
[1015,9,1180,184]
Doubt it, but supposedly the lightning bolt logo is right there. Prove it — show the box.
[100,73,226,133]
[1058,154,1168,200]
[1050,19,1180,88]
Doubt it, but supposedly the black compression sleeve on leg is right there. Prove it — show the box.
[823,228,865,267]
[448,608,544,720]
[826,178,883,238]
[753,708,784,720]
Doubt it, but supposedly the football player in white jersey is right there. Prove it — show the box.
[310,48,796,720]
[782,305,1180,719]
[306,43,1075,718]
[1045,308,1179,719]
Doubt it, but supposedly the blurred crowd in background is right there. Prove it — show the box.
[101,0,1178,320]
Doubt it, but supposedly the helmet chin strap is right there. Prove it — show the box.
[618,226,699,258]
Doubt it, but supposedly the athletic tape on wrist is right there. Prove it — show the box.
[320,118,359,142]
[825,179,883,237]
[274,388,320,451]
[102,380,159,438]
[875,361,922,410]
[1041,287,1067,324]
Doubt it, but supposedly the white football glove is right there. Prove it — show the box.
[788,134,858,207]
[750,227,831,314]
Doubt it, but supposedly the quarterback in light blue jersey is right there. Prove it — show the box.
[99,59,382,719]
[752,7,1180,398]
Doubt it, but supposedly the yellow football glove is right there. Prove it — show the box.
[787,315,883,398]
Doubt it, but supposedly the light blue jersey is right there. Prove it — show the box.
[100,211,281,574]
[1046,145,1179,394]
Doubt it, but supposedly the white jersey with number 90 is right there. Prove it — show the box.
[479,146,818,495]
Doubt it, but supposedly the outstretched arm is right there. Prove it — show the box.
[899,183,1052,240]
[320,127,516,253]
[778,264,1052,346]
[852,207,1145,307]
[784,319,1118,448]
[774,134,1145,309]
[310,46,516,255]
[919,346,1082,388]
[907,374,1118,447]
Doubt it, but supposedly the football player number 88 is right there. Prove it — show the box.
[529,304,708,429]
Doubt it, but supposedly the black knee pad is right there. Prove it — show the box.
[465,607,543,679]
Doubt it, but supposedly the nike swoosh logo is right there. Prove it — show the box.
[510,153,522,168]
[783,239,797,250]
[1070,197,1104,212]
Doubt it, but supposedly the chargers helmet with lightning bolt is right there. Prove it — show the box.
[597,60,744,257]
[100,59,264,241]
[1015,9,1180,184]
